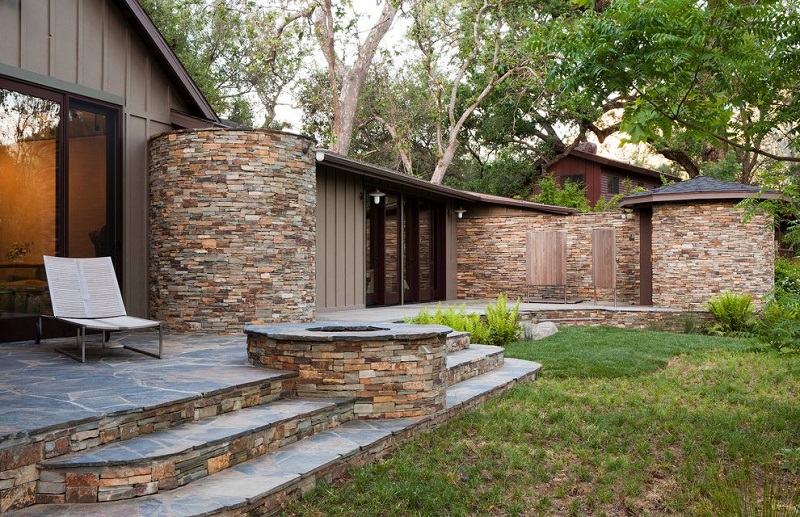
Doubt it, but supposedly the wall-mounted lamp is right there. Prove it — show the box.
[302,140,312,154]
[315,150,326,162]
[455,207,467,219]
[370,189,386,204]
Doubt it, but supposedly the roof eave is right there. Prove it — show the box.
[316,151,575,215]
[569,149,681,181]
[116,0,220,124]
[619,190,785,208]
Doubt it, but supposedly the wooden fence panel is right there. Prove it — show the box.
[592,228,616,288]
[526,231,567,286]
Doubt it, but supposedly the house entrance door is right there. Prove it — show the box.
[366,192,445,307]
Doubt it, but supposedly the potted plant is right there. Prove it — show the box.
[6,241,32,263]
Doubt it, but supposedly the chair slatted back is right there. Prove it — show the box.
[43,256,127,319]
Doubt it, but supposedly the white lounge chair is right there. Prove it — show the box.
[38,255,162,363]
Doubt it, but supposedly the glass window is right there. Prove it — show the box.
[0,78,120,340]
[561,174,584,187]
[607,175,620,194]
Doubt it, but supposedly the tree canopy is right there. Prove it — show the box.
[145,0,800,200]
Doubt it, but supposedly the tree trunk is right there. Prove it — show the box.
[314,0,396,156]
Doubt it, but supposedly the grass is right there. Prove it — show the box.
[282,327,800,516]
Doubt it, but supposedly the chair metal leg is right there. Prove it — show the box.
[122,325,163,359]
[35,317,42,344]
[54,326,88,363]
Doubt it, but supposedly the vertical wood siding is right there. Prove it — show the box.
[0,0,192,317]
[316,166,366,311]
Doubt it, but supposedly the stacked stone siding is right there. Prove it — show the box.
[246,324,448,419]
[651,202,774,309]
[149,129,316,332]
[457,211,640,304]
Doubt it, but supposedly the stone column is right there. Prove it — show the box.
[149,129,316,332]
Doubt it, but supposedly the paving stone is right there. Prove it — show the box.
[5,359,540,517]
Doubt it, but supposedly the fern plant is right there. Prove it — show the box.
[485,295,521,346]
[706,291,756,336]
[405,303,490,344]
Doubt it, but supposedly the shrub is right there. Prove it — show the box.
[757,294,800,353]
[706,291,756,336]
[405,303,490,344]
[405,296,522,346]
[485,295,521,347]
[775,257,800,299]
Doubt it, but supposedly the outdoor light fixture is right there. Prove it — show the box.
[315,150,326,162]
[455,207,467,219]
[370,189,386,204]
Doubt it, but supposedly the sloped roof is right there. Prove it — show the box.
[115,0,220,124]
[619,176,782,207]
[567,149,681,181]
[315,150,577,215]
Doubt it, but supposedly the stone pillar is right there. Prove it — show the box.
[149,129,316,332]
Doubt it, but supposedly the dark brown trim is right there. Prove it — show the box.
[316,151,576,215]
[639,208,653,306]
[170,111,220,129]
[619,190,785,208]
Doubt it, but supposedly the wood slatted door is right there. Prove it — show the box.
[526,231,567,286]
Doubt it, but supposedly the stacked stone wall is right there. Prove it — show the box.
[457,211,640,304]
[148,129,316,332]
[651,202,774,309]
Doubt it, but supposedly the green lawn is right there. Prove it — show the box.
[283,327,800,516]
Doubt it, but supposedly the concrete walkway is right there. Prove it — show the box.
[317,298,676,323]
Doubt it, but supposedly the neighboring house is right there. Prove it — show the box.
[546,147,681,206]
[0,0,220,341]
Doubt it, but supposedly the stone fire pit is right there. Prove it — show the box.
[244,322,451,418]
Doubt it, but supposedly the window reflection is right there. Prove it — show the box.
[0,88,60,321]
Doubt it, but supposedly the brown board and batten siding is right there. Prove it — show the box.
[316,165,367,311]
[0,0,204,317]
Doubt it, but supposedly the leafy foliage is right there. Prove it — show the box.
[532,175,591,211]
[484,295,521,347]
[706,292,756,337]
[140,0,310,126]
[555,0,800,182]
[405,304,490,345]
[755,258,800,353]
[405,296,522,346]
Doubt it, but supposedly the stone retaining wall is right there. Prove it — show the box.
[651,202,774,309]
[457,211,640,304]
[522,308,714,333]
[149,129,316,332]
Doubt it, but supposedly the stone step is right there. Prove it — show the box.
[446,331,471,352]
[35,398,354,504]
[27,344,498,505]
[446,344,504,386]
[8,359,542,517]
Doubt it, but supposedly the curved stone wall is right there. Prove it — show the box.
[149,129,316,332]
[245,322,450,418]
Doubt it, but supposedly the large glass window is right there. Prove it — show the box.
[0,78,120,341]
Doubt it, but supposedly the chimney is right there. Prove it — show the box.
[575,142,597,154]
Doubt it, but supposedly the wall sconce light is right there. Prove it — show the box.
[315,150,326,162]
[370,189,386,204]
[455,207,467,219]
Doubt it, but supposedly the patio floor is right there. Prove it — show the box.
[0,333,275,442]
[0,299,680,443]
